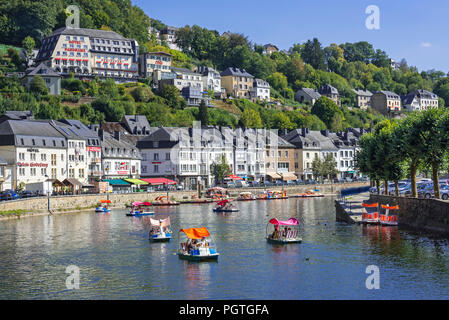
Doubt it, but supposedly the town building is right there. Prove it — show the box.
[137,127,234,189]
[263,44,279,55]
[281,128,321,181]
[98,129,141,180]
[265,134,296,182]
[196,66,223,98]
[295,88,321,105]
[139,51,172,78]
[160,67,203,91]
[23,63,61,95]
[59,119,102,184]
[319,84,341,107]
[371,91,402,116]
[35,27,139,81]
[0,117,68,191]
[252,78,271,102]
[160,26,180,51]
[353,89,372,110]
[220,67,254,99]
[233,128,266,182]
[401,90,439,112]
[120,115,152,135]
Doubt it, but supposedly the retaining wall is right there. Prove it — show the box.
[370,194,449,234]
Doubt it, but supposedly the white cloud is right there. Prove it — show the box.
[421,42,432,48]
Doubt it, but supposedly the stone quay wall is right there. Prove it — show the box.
[370,194,449,234]
[0,182,369,219]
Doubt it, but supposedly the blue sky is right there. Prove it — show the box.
[133,0,449,72]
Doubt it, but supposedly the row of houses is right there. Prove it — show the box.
[0,111,366,193]
[295,84,439,114]
[27,27,271,105]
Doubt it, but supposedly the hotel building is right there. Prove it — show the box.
[35,27,139,79]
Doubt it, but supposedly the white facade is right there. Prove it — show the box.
[252,79,270,102]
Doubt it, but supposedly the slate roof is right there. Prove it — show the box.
[26,63,60,77]
[402,90,438,105]
[101,131,141,160]
[49,27,130,40]
[0,119,66,148]
[282,129,321,149]
[220,67,254,78]
[319,84,339,95]
[172,67,197,76]
[374,91,400,99]
[353,89,372,97]
[121,115,152,135]
[298,88,321,100]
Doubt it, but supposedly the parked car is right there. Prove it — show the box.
[274,180,284,186]
[440,185,449,200]
[249,181,260,187]
[263,181,274,187]
[296,179,304,185]
[345,177,353,183]
[0,190,19,201]
[234,180,248,188]
[286,180,296,186]
[305,179,316,185]
[19,190,34,198]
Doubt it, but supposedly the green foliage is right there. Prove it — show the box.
[212,154,231,185]
[311,96,344,130]
[198,100,209,125]
[29,76,48,95]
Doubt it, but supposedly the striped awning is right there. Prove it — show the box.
[104,179,130,186]
[281,173,298,181]
[267,173,281,179]
[124,179,149,185]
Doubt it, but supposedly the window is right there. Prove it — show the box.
[154,165,159,173]
[165,153,170,160]
[19,168,25,176]
[19,153,25,160]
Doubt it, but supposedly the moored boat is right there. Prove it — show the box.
[126,201,154,216]
[149,217,172,242]
[294,190,324,198]
[266,218,302,244]
[152,196,180,206]
[362,202,380,224]
[213,199,239,212]
[178,227,219,261]
[380,204,399,226]
[266,190,288,200]
[237,191,256,201]
[95,199,111,212]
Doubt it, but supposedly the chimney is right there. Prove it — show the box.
[99,129,104,141]
[321,129,329,137]
[281,129,288,137]
[135,114,138,122]
[301,128,309,137]
[114,131,121,141]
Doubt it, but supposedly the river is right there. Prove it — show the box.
[1,197,449,299]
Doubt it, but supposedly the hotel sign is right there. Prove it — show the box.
[17,162,49,168]
[87,146,101,152]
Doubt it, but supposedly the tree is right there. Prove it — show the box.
[311,157,324,182]
[311,96,344,129]
[240,108,262,128]
[212,154,231,186]
[300,38,326,70]
[159,84,183,109]
[322,154,339,181]
[29,76,48,95]
[22,36,35,67]
[198,100,209,125]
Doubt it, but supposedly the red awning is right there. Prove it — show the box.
[228,174,242,180]
[141,178,177,185]
[55,58,61,60]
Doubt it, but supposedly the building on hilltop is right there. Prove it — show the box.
[401,89,439,112]
[23,63,61,95]
[371,91,402,116]
[352,89,372,110]
[220,67,255,99]
[294,88,321,105]
[35,27,139,82]
[252,78,271,102]
[319,84,341,107]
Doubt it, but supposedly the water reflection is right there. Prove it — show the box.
[1,197,449,299]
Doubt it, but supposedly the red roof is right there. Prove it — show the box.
[141,178,177,185]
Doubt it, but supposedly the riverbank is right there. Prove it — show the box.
[0,182,368,220]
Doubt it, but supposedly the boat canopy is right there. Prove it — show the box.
[269,218,299,226]
[179,227,210,239]
[208,186,226,192]
[217,199,230,206]
[132,201,152,207]
[240,192,252,195]
[362,202,378,208]
[381,205,399,210]
[100,199,111,204]
[150,217,170,227]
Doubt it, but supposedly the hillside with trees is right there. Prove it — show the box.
[1,0,449,131]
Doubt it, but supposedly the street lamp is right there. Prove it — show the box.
[45,174,51,213]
